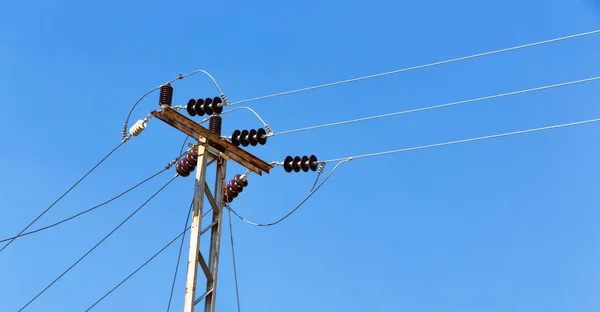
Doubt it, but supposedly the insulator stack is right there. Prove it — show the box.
[223,174,248,203]
[209,115,222,135]
[231,128,268,147]
[185,96,223,117]
[283,155,319,173]
[175,149,199,177]
[159,84,173,108]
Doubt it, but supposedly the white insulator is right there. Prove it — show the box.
[129,120,146,136]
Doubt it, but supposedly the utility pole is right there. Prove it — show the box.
[152,105,271,312]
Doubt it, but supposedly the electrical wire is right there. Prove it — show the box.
[271,76,600,137]
[219,106,269,127]
[179,136,191,156]
[227,208,242,312]
[166,200,193,312]
[235,117,600,226]
[19,175,178,312]
[228,160,349,227]
[0,168,168,243]
[199,106,270,130]
[230,29,600,105]
[0,141,126,255]
[85,225,192,311]
[85,205,214,311]
[183,69,224,95]
[321,117,600,163]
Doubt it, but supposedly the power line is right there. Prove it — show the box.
[219,106,270,128]
[179,136,191,156]
[230,29,600,105]
[86,205,214,311]
[321,117,600,163]
[234,117,600,226]
[0,168,168,243]
[19,175,178,311]
[228,160,349,227]
[0,141,126,255]
[227,208,241,312]
[166,200,194,312]
[271,76,600,137]
[85,225,191,311]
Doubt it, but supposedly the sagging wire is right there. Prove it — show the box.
[85,225,192,311]
[0,140,127,255]
[85,202,214,311]
[0,167,169,244]
[227,159,351,227]
[19,175,179,311]
[220,106,272,133]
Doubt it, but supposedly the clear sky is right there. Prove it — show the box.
[1,0,600,311]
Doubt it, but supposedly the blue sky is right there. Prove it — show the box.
[1,0,600,311]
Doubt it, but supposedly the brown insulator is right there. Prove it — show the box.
[231,130,241,146]
[227,185,239,198]
[293,156,302,172]
[185,152,197,165]
[194,99,206,116]
[159,84,173,107]
[284,156,294,173]
[229,180,243,193]
[309,155,319,171]
[248,129,258,146]
[176,162,190,177]
[189,146,199,158]
[186,99,197,116]
[212,97,223,114]
[257,128,267,145]
[240,130,250,147]
[234,174,248,187]
[180,158,195,172]
[301,156,310,172]
[204,98,214,115]
[209,115,222,135]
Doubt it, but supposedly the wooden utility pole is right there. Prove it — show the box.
[152,107,271,312]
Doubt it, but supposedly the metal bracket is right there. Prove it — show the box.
[194,288,213,306]
[198,252,213,284]
[204,182,219,215]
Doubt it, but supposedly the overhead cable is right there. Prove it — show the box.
[19,176,178,311]
[85,225,191,311]
[86,205,213,311]
[228,159,349,226]
[231,29,600,105]
[0,168,168,243]
[272,76,600,137]
[321,117,600,163]
[0,141,126,255]
[219,106,269,128]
